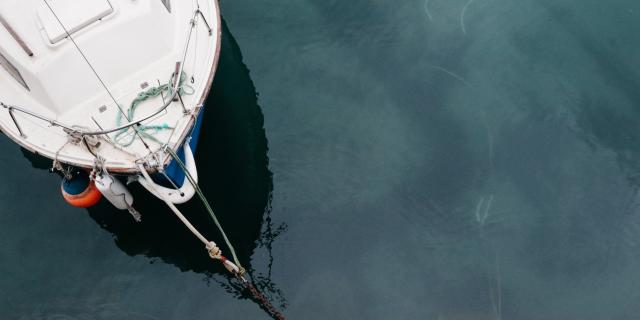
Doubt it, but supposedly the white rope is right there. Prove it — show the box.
[137,163,220,257]
[137,163,286,319]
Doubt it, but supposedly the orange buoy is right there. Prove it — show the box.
[61,170,102,208]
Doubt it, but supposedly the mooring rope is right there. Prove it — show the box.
[138,162,286,319]
[164,145,242,269]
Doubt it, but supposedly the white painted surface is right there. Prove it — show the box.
[95,171,134,210]
[137,142,199,204]
[37,0,114,44]
[0,0,221,172]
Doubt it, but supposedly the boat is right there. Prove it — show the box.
[0,0,221,212]
[0,0,247,278]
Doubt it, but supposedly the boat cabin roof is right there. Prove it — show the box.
[0,0,221,172]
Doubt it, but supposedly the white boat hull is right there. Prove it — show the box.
[0,0,222,174]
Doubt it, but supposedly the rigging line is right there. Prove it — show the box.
[42,0,130,122]
[44,0,156,156]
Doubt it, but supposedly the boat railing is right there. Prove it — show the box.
[0,8,212,138]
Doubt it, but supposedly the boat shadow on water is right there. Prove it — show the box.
[21,19,288,310]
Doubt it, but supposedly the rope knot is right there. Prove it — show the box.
[206,241,221,259]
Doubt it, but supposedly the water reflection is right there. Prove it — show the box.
[21,19,287,311]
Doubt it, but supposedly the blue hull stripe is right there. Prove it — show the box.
[157,106,205,188]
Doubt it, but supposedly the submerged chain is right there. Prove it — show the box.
[163,146,286,319]
[240,276,286,320]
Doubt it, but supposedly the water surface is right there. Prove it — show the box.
[2,0,640,319]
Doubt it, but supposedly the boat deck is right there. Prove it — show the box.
[0,0,221,172]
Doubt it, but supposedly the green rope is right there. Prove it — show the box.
[113,72,194,147]
[165,145,244,271]
[165,146,244,273]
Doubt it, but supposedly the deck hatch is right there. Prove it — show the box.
[37,0,114,44]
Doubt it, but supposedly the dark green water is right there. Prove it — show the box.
[3,0,640,319]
